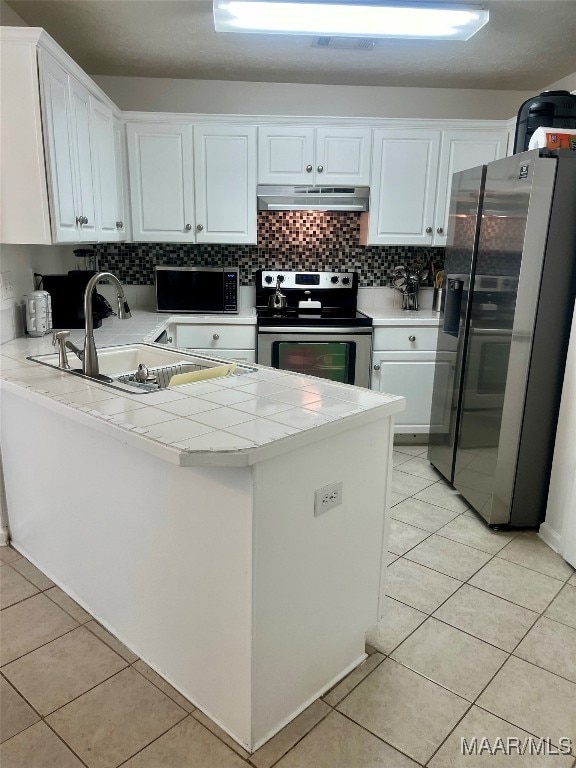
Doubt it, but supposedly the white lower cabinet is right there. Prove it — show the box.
[171,323,256,363]
[371,325,446,434]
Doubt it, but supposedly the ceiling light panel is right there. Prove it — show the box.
[213,1,489,40]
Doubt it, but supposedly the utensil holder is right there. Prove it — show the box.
[432,287,442,312]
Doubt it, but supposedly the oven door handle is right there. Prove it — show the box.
[257,326,373,334]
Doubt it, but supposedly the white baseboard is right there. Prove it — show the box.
[538,522,562,553]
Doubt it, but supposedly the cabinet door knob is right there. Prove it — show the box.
[409,335,416,342]
[425,226,433,234]
[116,221,124,229]
[317,165,324,173]
[83,216,89,225]
[436,227,444,234]
[185,223,192,231]
[373,364,380,371]
[212,333,220,341]
[305,164,313,172]
[196,224,203,232]
[76,216,82,226]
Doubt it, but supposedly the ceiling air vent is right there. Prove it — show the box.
[313,36,376,50]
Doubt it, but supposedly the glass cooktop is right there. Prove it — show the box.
[256,308,373,328]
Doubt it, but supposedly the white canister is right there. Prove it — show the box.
[25,290,52,337]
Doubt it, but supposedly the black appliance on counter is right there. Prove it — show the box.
[40,271,114,329]
[255,270,373,387]
[513,90,576,153]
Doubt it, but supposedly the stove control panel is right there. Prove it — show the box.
[259,271,357,290]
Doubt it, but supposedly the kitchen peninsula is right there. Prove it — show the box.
[0,313,403,753]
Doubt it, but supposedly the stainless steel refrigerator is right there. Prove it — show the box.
[428,149,576,528]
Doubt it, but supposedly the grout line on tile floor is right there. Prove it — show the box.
[0,672,91,768]
[336,705,427,767]
[44,719,93,768]
[422,547,576,765]
[112,711,191,768]
[492,548,576,585]
[0,620,82,669]
[321,653,387,707]
[246,705,334,768]
[130,660,195,712]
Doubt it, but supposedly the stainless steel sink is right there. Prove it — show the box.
[28,343,256,394]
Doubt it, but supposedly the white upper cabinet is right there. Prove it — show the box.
[193,125,257,244]
[39,51,78,243]
[127,122,195,242]
[315,127,372,185]
[368,129,441,246]
[433,129,509,246]
[90,96,121,242]
[113,117,130,241]
[68,77,97,241]
[258,126,371,185]
[365,127,510,246]
[258,126,315,184]
[39,48,123,244]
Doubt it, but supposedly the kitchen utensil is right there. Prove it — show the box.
[268,277,288,312]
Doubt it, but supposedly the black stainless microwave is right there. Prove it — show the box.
[155,266,239,313]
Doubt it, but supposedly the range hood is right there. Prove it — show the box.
[257,185,369,212]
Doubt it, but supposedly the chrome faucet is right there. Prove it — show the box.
[82,272,131,377]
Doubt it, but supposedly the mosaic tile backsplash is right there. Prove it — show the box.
[94,212,445,287]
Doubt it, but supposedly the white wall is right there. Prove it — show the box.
[0,244,77,342]
[93,75,534,121]
[541,299,576,562]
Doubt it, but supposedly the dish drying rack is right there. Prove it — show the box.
[117,362,236,392]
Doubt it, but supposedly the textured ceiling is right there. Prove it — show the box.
[5,0,576,89]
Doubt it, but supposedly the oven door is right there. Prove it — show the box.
[257,328,373,388]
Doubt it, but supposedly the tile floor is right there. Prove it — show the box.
[1,444,575,767]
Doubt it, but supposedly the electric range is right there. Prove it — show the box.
[255,270,373,387]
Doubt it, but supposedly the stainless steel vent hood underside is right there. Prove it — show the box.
[257,185,369,212]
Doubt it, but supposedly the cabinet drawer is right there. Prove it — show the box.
[174,324,256,350]
[191,348,256,363]
[373,326,438,351]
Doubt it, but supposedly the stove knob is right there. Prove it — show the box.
[330,275,339,284]
[276,274,285,282]
[342,276,351,285]
[264,275,273,284]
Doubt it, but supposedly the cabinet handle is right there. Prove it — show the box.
[83,216,89,225]
[373,364,381,371]
[305,165,313,172]
[76,216,82,226]
[317,165,324,173]
[409,335,416,342]
[185,223,192,231]
[116,221,124,230]
[196,224,204,232]
[425,226,432,234]
[212,333,220,341]
[436,227,444,234]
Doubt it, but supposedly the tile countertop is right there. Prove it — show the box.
[0,310,404,468]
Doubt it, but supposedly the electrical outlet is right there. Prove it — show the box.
[314,481,343,517]
[0,271,14,301]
